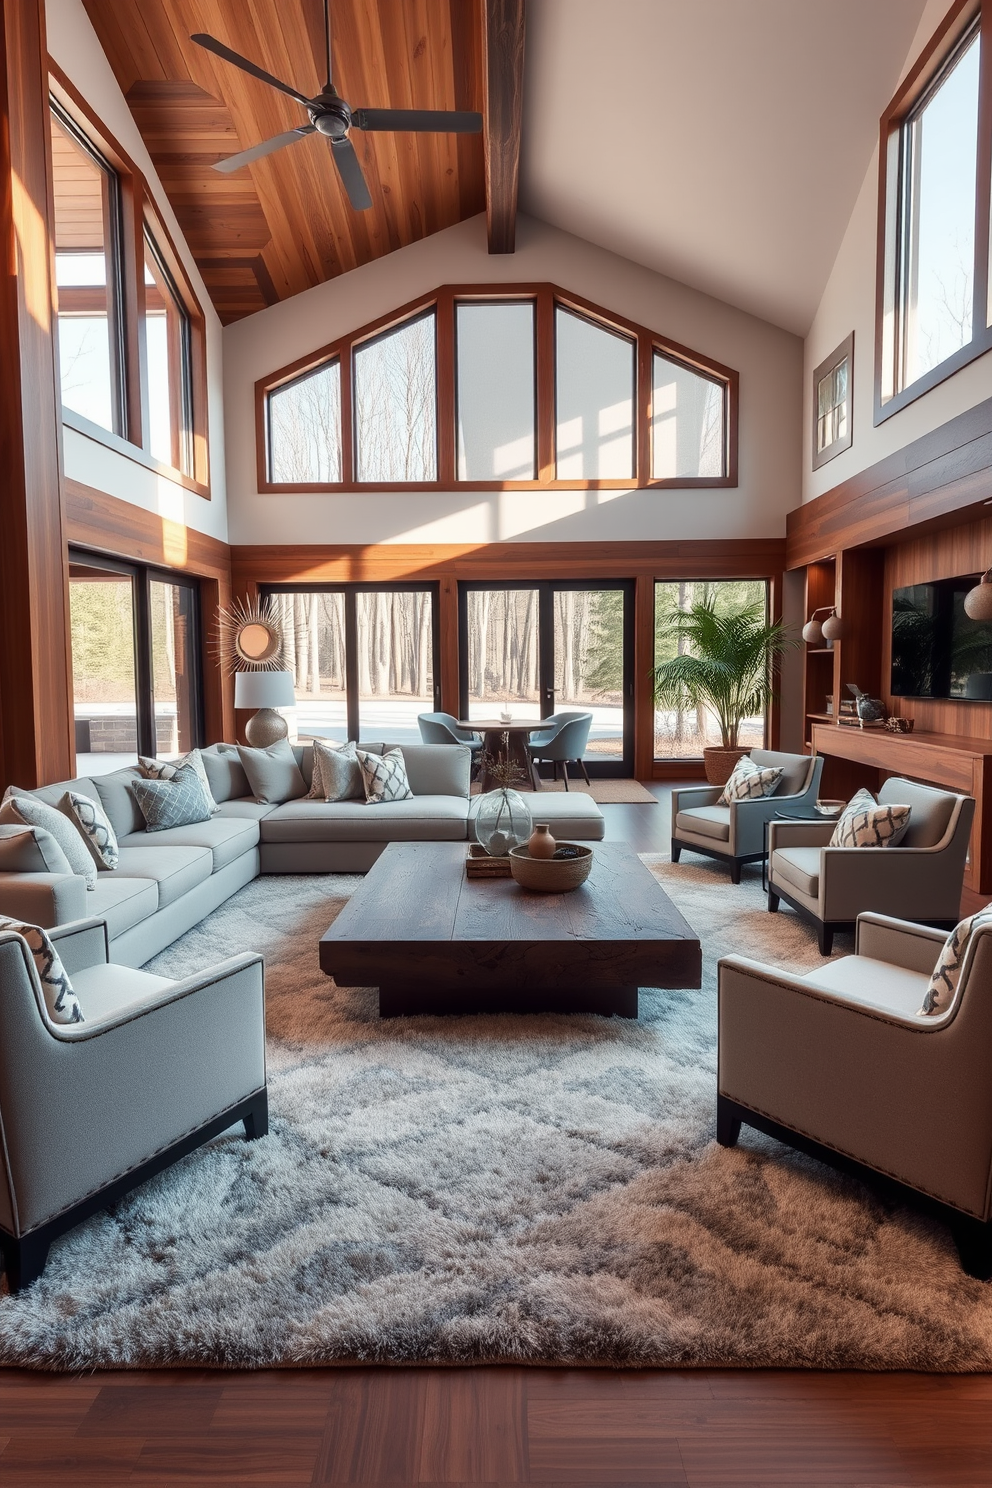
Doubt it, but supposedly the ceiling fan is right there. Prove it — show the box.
[191,0,482,211]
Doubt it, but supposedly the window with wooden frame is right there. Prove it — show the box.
[257,285,738,493]
[876,1,992,423]
[48,65,211,496]
[812,333,854,469]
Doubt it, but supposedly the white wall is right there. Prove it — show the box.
[803,0,992,502]
[223,213,802,546]
[46,0,227,543]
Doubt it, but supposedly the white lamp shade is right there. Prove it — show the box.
[234,669,296,709]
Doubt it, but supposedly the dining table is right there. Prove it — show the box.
[457,718,545,791]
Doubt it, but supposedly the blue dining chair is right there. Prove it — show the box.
[526,712,593,789]
[418,712,484,757]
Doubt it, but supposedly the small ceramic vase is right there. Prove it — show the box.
[528,823,556,859]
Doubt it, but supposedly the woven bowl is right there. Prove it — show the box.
[508,843,593,892]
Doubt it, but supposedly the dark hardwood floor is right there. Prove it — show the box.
[2,784,989,1486]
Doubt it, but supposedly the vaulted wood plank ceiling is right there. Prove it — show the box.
[82,0,486,323]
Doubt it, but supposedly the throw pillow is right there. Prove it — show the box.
[130,761,213,832]
[0,915,83,1024]
[138,749,219,813]
[357,746,413,804]
[60,789,120,870]
[0,823,74,877]
[719,756,783,805]
[311,739,364,802]
[0,793,97,889]
[237,739,307,804]
[829,787,911,849]
[920,906,992,1015]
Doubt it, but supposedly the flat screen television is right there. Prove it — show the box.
[891,575,992,700]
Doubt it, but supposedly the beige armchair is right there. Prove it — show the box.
[767,777,974,954]
[717,911,992,1278]
[0,917,267,1292]
[672,750,823,884]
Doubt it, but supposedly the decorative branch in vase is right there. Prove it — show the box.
[474,752,532,857]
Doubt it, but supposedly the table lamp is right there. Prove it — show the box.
[235,669,295,747]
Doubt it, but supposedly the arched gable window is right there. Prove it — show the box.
[256,285,737,492]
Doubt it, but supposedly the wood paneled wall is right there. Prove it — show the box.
[232,538,788,779]
[65,481,235,746]
[882,509,992,740]
[0,0,73,792]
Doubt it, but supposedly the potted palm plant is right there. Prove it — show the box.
[653,599,797,785]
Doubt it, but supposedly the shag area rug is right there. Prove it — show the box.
[3,856,992,1371]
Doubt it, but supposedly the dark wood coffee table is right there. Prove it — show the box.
[319,840,701,1017]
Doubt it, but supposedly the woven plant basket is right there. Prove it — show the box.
[702,746,749,786]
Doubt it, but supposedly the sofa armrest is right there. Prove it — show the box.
[48,917,110,974]
[855,913,949,974]
[59,952,264,1039]
[0,871,88,929]
[672,785,722,814]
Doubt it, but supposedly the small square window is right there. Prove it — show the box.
[812,333,853,470]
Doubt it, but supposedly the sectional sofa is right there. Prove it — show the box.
[0,742,605,966]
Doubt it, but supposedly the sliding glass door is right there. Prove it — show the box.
[458,580,633,776]
[264,585,440,746]
[68,551,202,774]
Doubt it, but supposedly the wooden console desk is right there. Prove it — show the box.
[811,724,992,893]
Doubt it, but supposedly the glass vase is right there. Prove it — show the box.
[475,788,532,858]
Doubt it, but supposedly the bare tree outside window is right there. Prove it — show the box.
[354,312,437,482]
[268,361,342,483]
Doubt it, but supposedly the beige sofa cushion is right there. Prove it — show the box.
[112,845,213,907]
[772,846,821,898]
[676,806,731,842]
[260,796,468,843]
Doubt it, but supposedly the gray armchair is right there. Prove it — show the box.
[526,712,593,789]
[0,917,267,1292]
[671,750,823,884]
[768,777,974,954]
[718,911,992,1278]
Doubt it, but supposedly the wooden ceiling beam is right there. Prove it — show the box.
[482,0,525,254]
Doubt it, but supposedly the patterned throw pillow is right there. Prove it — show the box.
[719,756,782,805]
[130,761,213,832]
[138,749,219,813]
[60,789,119,870]
[311,740,364,802]
[920,907,992,1015]
[829,787,911,848]
[0,915,83,1023]
[356,747,413,804]
[0,792,97,889]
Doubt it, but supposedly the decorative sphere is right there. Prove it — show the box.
[964,575,992,621]
[821,612,845,642]
[802,619,824,645]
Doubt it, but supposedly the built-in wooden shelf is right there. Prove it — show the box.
[811,723,992,893]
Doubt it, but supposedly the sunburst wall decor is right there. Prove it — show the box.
[213,597,287,673]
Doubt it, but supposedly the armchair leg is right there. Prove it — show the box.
[951,1215,992,1281]
[730,861,741,885]
[818,924,834,956]
[0,1231,50,1293]
[716,1096,741,1148]
[767,888,780,913]
[671,840,682,864]
[562,762,570,791]
[580,758,590,785]
[243,1091,269,1141]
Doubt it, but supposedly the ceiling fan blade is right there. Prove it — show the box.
[331,137,373,210]
[212,126,316,174]
[191,33,315,108]
[352,108,483,134]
